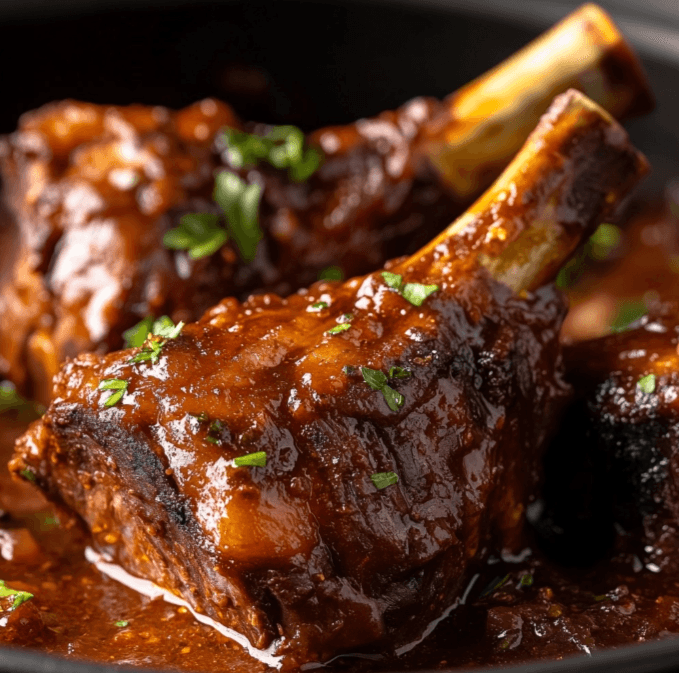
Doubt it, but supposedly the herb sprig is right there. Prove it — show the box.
[126,317,184,365]
[381,272,438,306]
[98,379,128,408]
[0,580,34,611]
[222,125,322,182]
[371,472,398,490]
[360,366,406,412]
[234,451,267,468]
[637,373,656,394]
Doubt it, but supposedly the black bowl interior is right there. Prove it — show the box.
[1,1,679,672]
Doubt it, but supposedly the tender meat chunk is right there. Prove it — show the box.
[11,91,648,667]
[555,307,679,535]
[0,3,653,403]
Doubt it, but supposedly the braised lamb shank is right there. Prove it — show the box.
[0,4,653,404]
[11,90,648,667]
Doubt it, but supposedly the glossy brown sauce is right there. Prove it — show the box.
[4,190,679,671]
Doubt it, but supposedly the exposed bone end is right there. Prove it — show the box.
[405,89,649,293]
[422,3,654,199]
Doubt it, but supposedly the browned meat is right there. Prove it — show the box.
[549,305,679,542]
[0,4,653,404]
[10,90,648,667]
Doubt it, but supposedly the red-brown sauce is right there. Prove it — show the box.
[4,193,679,671]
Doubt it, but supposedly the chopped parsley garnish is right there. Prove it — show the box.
[610,299,647,333]
[389,366,411,379]
[519,573,534,588]
[360,367,404,412]
[98,379,129,408]
[0,580,34,611]
[234,451,267,468]
[311,301,329,310]
[124,316,183,348]
[115,620,129,628]
[371,472,399,490]
[222,125,322,182]
[327,323,351,335]
[163,173,262,262]
[163,213,228,260]
[19,468,36,483]
[380,272,438,306]
[127,317,184,365]
[0,381,44,420]
[327,313,354,335]
[556,223,622,288]
[319,266,344,281]
[214,171,263,262]
[637,373,656,394]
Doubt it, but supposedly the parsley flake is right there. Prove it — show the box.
[380,272,438,306]
[0,580,34,611]
[319,266,344,281]
[234,451,267,468]
[98,379,128,407]
[360,367,404,412]
[222,125,322,182]
[311,301,329,311]
[389,366,411,379]
[519,573,534,588]
[371,472,398,490]
[163,213,228,260]
[19,468,36,483]
[638,373,656,394]
[610,299,647,333]
[327,323,351,335]
[214,171,263,262]
[127,318,184,365]
[115,620,129,628]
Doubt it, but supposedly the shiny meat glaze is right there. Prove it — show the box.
[0,3,656,406]
[0,95,456,405]
[561,307,679,534]
[10,90,649,667]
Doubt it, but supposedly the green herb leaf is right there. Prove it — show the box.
[638,373,656,394]
[222,125,322,182]
[381,385,404,412]
[319,266,343,281]
[214,172,263,262]
[310,301,329,310]
[519,573,534,588]
[19,468,36,483]
[98,379,128,408]
[361,367,388,391]
[327,323,351,335]
[371,472,399,490]
[0,580,34,610]
[115,620,129,628]
[381,272,438,306]
[163,213,228,260]
[589,223,622,260]
[381,272,403,290]
[360,367,405,412]
[123,316,154,348]
[389,366,411,379]
[401,283,439,306]
[152,317,184,340]
[234,451,267,468]
[610,299,647,333]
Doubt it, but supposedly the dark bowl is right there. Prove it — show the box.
[1,0,679,672]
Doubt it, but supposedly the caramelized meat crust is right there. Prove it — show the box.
[11,91,649,667]
[560,308,679,533]
[0,96,456,404]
